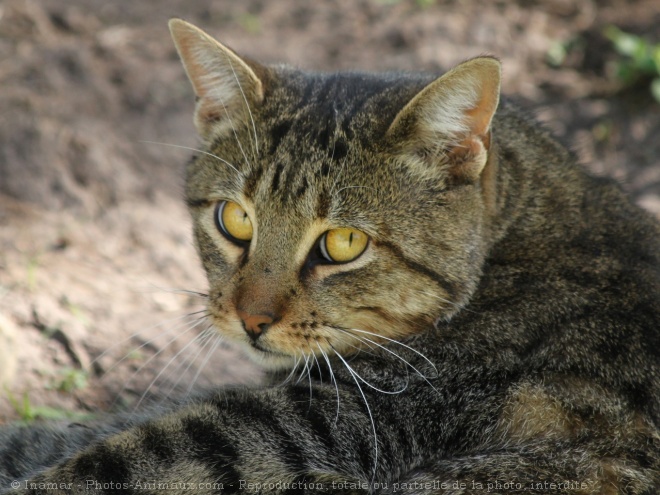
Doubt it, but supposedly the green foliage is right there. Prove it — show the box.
[546,37,584,68]
[60,295,90,326]
[604,26,660,102]
[26,256,40,292]
[6,390,92,423]
[50,367,88,393]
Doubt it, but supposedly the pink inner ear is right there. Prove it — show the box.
[465,105,492,139]
[463,78,500,139]
[445,72,499,182]
[386,57,501,157]
[170,20,215,99]
[445,131,492,184]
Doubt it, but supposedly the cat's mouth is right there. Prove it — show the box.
[250,340,272,353]
[248,338,290,358]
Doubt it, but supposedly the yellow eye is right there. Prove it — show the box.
[216,201,253,242]
[320,228,369,263]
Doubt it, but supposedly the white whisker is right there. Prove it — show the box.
[161,325,216,400]
[416,288,477,314]
[224,56,259,154]
[350,333,438,395]
[217,96,254,171]
[332,346,379,482]
[317,343,340,427]
[140,284,209,300]
[185,332,224,397]
[296,353,311,386]
[140,141,243,177]
[97,310,208,378]
[333,344,407,396]
[111,315,206,409]
[133,317,210,410]
[328,330,379,359]
[311,348,323,384]
[281,355,303,388]
[341,327,437,375]
[307,352,314,408]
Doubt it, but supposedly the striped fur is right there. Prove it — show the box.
[1,20,659,495]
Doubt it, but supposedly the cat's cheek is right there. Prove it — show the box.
[208,311,244,342]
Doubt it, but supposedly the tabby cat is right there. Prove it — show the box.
[1,19,659,494]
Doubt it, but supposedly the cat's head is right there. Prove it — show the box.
[170,19,501,370]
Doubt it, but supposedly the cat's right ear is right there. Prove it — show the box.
[169,19,266,140]
[386,57,501,185]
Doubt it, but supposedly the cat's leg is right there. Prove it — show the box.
[2,385,393,495]
[379,444,660,495]
[0,412,158,494]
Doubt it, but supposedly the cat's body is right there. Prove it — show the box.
[1,20,658,494]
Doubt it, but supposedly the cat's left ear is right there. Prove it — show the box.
[387,57,501,184]
[169,19,267,140]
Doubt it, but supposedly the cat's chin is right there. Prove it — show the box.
[240,343,299,371]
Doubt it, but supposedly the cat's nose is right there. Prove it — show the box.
[237,309,274,342]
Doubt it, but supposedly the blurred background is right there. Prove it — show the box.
[0,0,658,421]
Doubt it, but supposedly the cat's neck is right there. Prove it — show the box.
[485,104,587,254]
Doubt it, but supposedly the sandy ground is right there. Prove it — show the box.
[0,0,658,421]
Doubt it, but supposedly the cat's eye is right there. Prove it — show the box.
[320,228,369,263]
[215,201,253,243]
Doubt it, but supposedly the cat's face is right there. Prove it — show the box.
[171,20,501,369]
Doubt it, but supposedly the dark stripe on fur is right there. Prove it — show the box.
[136,422,175,465]
[286,387,337,454]
[379,240,458,300]
[269,120,292,155]
[181,416,241,492]
[186,198,213,208]
[237,393,309,474]
[271,162,285,193]
[71,443,133,492]
[243,163,263,197]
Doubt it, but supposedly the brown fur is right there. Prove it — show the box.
[0,19,658,495]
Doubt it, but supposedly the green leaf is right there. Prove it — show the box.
[27,406,93,422]
[547,41,567,67]
[653,46,660,73]
[605,26,642,58]
[651,78,660,103]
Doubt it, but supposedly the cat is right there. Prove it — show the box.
[1,18,659,494]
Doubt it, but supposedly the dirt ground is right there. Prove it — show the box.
[0,0,658,421]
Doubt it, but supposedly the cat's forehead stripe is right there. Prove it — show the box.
[268,71,418,150]
[248,75,389,212]
[270,162,285,193]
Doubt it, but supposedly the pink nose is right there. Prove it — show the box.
[237,309,274,342]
